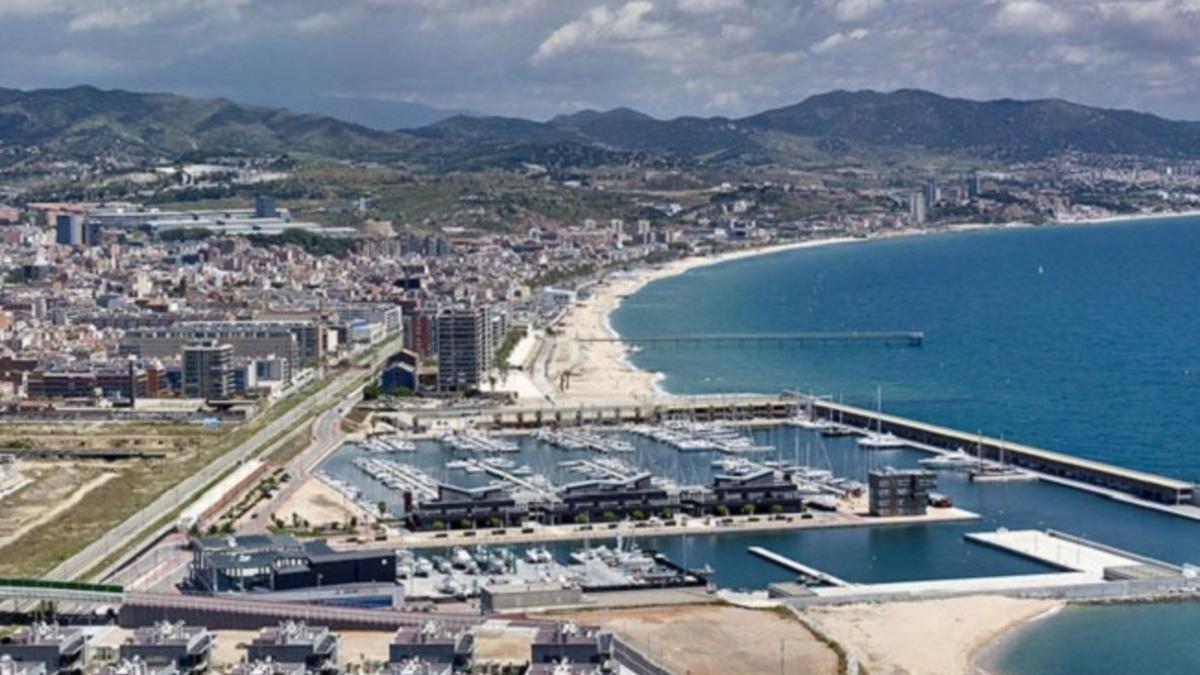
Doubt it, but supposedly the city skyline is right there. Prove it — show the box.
[0,0,1198,126]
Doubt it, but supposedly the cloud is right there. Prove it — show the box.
[676,0,744,13]
[296,9,357,34]
[2,0,1200,123]
[992,0,1074,35]
[811,28,870,54]
[533,1,676,63]
[824,0,886,22]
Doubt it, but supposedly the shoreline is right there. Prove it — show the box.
[969,603,1064,675]
[539,207,1200,405]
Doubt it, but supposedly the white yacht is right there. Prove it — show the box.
[919,448,979,470]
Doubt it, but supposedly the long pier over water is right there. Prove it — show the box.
[577,331,924,347]
[404,393,1196,507]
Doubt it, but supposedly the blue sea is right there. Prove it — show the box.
[607,215,1200,674]
[612,217,1200,481]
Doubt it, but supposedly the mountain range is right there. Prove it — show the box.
[2,85,1199,168]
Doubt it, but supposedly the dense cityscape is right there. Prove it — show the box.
[3,1,1200,672]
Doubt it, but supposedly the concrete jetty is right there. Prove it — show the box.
[748,546,852,587]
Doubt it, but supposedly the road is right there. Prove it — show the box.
[46,337,398,583]
[239,391,360,536]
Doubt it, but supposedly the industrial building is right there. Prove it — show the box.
[119,623,214,674]
[245,623,338,674]
[121,321,325,368]
[0,624,87,674]
[82,204,354,239]
[868,469,937,516]
[389,623,473,671]
[189,534,397,593]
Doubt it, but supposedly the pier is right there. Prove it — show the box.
[807,398,1196,505]
[748,546,852,587]
[577,331,924,348]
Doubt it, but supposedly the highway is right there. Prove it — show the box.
[46,337,398,583]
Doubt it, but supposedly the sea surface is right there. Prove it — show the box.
[612,216,1200,481]
[607,215,1200,674]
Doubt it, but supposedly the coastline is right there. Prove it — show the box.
[801,595,1062,675]
[530,208,1200,405]
[969,603,1065,675]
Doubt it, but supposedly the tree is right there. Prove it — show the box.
[659,508,673,520]
[349,516,359,528]
[431,520,445,531]
[714,504,730,517]
[602,511,618,522]
[574,512,590,524]
[742,503,757,516]
[377,501,388,516]
[631,510,646,521]
[770,504,785,514]
[363,384,382,401]
[487,517,503,529]
[458,518,473,530]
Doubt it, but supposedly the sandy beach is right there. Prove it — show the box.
[509,208,1200,406]
[799,595,1062,675]
[531,236,858,405]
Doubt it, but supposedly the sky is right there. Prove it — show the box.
[1,0,1198,126]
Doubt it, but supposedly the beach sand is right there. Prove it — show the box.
[503,210,1200,406]
[532,237,859,405]
[800,595,1061,675]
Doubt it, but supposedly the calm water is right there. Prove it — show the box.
[984,602,1200,675]
[612,217,1200,481]
[607,216,1200,672]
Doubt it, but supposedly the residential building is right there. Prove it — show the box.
[436,306,491,393]
[182,341,233,399]
[868,469,937,516]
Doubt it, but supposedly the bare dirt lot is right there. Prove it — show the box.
[549,603,840,675]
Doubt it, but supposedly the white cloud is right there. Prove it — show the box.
[825,0,886,22]
[533,1,675,63]
[296,9,357,34]
[992,0,1074,35]
[810,28,870,54]
[676,0,743,13]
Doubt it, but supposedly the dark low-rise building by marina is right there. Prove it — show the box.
[189,534,395,593]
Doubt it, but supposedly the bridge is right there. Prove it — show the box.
[577,331,924,347]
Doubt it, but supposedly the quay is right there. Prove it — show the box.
[577,331,925,347]
[769,529,1198,606]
